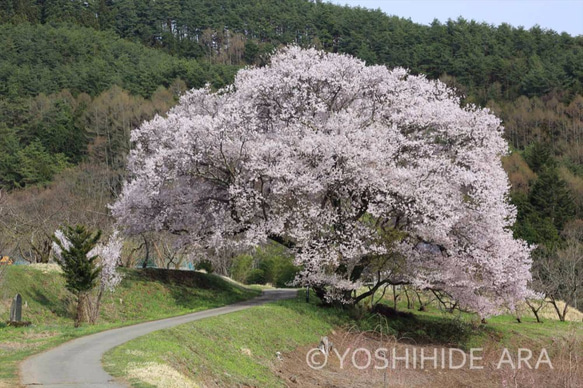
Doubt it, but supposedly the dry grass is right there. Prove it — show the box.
[274,328,583,388]
[514,300,583,322]
[539,301,583,322]
[0,341,36,352]
[125,362,200,388]
[27,263,62,273]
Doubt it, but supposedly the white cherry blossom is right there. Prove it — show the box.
[112,47,532,316]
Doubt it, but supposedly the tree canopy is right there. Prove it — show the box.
[113,48,532,316]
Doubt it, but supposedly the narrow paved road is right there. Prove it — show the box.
[20,289,297,387]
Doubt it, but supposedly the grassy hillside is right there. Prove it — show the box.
[0,264,259,386]
[104,293,583,387]
[104,295,346,387]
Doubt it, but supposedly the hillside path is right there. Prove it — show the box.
[20,289,297,387]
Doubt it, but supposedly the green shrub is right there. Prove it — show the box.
[230,254,253,283]
[246,269,266,285]
[230,242,300,286]
[197,260,214,274]
[254,242,299,287]
[52,224,102,327]
[275,262,297,287]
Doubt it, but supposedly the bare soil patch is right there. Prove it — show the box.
[273,329,582,388]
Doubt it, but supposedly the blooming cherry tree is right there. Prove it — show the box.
[91,231,124,292]
[113,47,532,316]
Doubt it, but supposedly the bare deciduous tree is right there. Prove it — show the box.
[525,297,546,323]
[0,164,114,263]
[533,240,583,321]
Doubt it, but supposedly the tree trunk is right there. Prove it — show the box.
[141,235,150,269]
[392,285,399,310]
[31,239,52,264]
[549,297,566,322]
[372,285,389,308]
[89,287,104,324]
[404,286,413,309]
[532,309,541,323]
[313,286,327,303]
[369,287,376,310]
[525,299,544,323]
[415,290,427,311]
[75,292,89,327]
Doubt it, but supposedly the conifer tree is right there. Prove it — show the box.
[52,225,102,327]
[529,167,575,231]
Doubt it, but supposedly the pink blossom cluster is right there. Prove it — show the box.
[91,231,123,291]
[112,47,532,316]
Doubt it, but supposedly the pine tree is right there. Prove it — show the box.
[529,167,575,231]
[525,141,553,173]
[52,225,102,327]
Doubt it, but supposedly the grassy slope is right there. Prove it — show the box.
[104,295,345,387]
[104,293,583,388]
[0,265,259,386]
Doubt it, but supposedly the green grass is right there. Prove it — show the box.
[357,292,583,350]
[104,291,583,387]
[0,265,259,385]
[104,293,346,387]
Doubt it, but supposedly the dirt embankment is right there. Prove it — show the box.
[272,329,582,388]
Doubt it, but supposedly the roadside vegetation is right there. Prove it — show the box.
[104,291,583,388]
[0,265,259,386]
[0,0,581,335]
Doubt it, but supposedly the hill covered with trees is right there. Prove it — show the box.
[2,0,582,100]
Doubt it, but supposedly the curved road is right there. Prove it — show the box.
[20,289,297,387]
